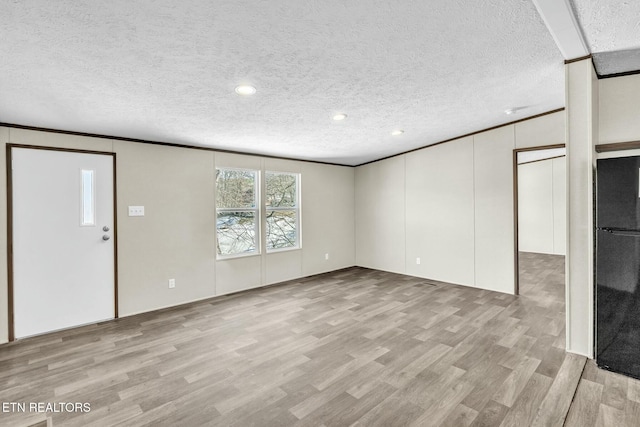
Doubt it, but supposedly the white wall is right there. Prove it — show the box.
[116,141,217,315]
[474,126,516,293]
[515,111,565,149]
[518,157,566,255]
[405,137,475,286]
[354,111,565,294]
[301,162,356,277]
[553,158,567,254]
[355,156,406,274]
[519,160,553,253]
[600,74,640,145]
[0,128,355,343]
[565,58,598,358]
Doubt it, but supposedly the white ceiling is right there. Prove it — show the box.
[571,0,640,76]
[592,48,640,76]
[0,1,577,165]
[571,0,640,53]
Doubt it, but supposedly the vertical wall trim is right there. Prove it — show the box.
[472,136,477,287]
[551,159,556,253]
[354,166,358,268]
[212,152,217,297]
[588,65,598,356]
[6,145,14,342]
[403,155,407,274]
[513,149,519,295]
[260,158,267,286]
[112,154,119,318]
[112,135,118,318]
[512,125,518,295]
[565,64,573,353]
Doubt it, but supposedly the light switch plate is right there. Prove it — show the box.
[128,206,145,217]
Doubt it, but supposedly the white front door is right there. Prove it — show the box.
[11,147,116,339]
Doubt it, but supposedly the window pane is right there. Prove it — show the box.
[81,169,95,226]
[266,172,296,208]
[216,169,256,209]
[266,210,297,250]
[217,211,257,255]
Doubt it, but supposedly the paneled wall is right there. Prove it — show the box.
[405,137,475,286]
[474,126,516,292]
[518,157,566,256]
[116,141,217,315]
[600,74,640,144]
[355,111,565,294]
[565,58,598,357]
[552,158,567,254]
[355,156,406,274]
[0,128,355,343]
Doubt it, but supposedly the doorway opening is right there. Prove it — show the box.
[514,145,566,302]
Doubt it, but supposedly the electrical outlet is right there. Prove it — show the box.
[325,253,329,260]
[168,279,175,289]
[128,206,145,217]
[416,257,421,265]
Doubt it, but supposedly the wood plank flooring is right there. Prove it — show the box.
[0,253,635,426]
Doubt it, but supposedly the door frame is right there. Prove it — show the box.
[6,143,118,341]
[512,143,565,295]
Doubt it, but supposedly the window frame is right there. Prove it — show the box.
[265,171,301,253]
[80,169,96,227]
[215,167,261,260]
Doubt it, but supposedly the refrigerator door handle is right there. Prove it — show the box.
[599,229,640,237]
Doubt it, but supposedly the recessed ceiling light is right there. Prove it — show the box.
[332,113,347,121]
[235,85,256,96]
[505,108,517,115]
[391,130,404,136]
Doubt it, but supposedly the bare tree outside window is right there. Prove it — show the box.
[215,169,300,257]
[216,169,258,256]
[266,172,299,251]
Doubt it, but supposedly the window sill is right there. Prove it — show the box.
[216,251,261,261]
[266,246,301,255]
[216,246,302,260]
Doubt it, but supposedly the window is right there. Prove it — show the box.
[266,172,300,251]
[216,168,301,258]
[80,169,95,226]
[216,168,259,257]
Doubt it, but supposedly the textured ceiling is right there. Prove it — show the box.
[0,0,565,165]
[572,0,640,53]
[572,0,640,76]
[592,49,640,76]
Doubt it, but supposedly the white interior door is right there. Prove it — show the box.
[12,147,115,339]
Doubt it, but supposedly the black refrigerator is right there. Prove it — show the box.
[596,156,640,379]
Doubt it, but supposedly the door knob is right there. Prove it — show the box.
[103,226,110,232]
[102,235,110,241]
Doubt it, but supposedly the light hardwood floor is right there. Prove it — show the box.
[0,253,636,426]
